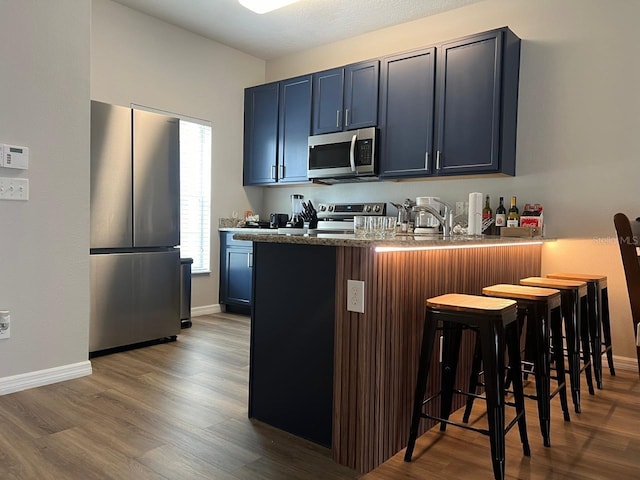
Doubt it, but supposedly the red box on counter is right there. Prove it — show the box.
[520,203,543,228]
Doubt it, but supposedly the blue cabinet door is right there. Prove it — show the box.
[434,28,519,175]
[344,60,379,130]
[312,68,344,135]
[243,83,278,185]
[379,48,435,178]
[312,61,379,134]
[226,247,252,305]
[219,232,253,309]
[278,75,312,183]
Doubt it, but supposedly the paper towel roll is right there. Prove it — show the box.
[468,192,483,236]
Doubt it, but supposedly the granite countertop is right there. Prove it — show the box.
[219,227,280,234]
[232,231,545,248]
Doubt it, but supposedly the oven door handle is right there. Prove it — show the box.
[349,133,357,172]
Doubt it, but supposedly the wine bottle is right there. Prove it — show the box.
[495,196,506,233]
[482,195,493,234]
[507,196,519,227]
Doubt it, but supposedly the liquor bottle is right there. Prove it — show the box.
[507,196,519,227]
[482,195,493,234]
[495,196,506,233]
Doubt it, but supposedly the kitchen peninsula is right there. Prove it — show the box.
[235,232,543,473]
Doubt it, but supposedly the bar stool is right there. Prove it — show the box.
[548,273,615,388]
[405,294,530,480]
[520,277,592,413]
[463,284,569,447]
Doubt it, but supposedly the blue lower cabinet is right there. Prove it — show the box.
[219,232,252,313]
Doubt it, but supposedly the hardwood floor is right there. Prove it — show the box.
[0,313,358,480]
[1,313,639,479]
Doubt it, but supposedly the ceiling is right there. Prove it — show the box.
[112,0,486,60]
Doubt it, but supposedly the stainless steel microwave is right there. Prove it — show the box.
[307,127,377,181]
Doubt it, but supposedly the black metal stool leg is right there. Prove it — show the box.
[601,287,615,375]
[562,293,582,413]
[579,294,595,395]
[550,305,571,422]
[587,282,603,389]
[405,312,438,462]
[463,333,482,423]
[505,320,531,457]
[530,303,551,447]
[439,322,463,431]
[479,321,506,480]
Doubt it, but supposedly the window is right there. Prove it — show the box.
[132,104,212,273]
[179,119,212,273]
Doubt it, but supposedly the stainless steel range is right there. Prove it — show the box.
[315,202,387,233]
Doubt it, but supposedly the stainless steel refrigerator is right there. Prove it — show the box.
[90,101,181,353]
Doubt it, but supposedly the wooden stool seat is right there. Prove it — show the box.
[426,293,517,314]
[520,277,593,412]
[483,284,561,307]
[548,272,615,385]
[406,293,529,480]
[521,277,587,295]
[475,284,569,446]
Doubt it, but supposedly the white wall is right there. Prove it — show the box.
[91,0,266,308]
[0,0,91,378]
[262,0,640,361]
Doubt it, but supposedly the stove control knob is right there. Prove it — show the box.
[373,205,381,213]
[328,205,334,212]
[320,205,327,211]
[364,205,372,213]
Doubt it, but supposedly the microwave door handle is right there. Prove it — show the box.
[350,134,357,172]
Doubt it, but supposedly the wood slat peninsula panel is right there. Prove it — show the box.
[333,243,542,472]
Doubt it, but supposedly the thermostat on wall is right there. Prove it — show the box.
[0,144,29,169]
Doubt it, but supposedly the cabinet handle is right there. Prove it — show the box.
[345,109,350,126]
[247,252,253,268]
[279,164,285,179]
[271,164,276,180]
[336,110,340,128]
[425,152,429,171]
[436,150,441,170]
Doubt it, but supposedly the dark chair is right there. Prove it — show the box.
[613,213,640,377]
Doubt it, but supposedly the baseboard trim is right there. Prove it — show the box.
[0,360,92,396]
[192,304,222,317]
[610,354,639,373]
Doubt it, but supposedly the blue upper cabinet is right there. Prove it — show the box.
[278,75,312,183]
[434,28,520,176]
[344,61,379,130]
[312,68,344,134]
[244,83,279,185]
[244,76,312,186]
[379,48,436,178]
[312,60,379,135]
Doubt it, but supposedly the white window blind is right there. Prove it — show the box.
[132,104,212,274]
[180,119,212,273]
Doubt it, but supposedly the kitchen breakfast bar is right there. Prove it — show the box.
[233,232,543,473]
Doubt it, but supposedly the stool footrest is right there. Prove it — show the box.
[420,409,526,437]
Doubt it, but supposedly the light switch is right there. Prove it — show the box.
[0,177,29,201]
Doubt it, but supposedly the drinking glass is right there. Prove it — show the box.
[383,217,396,238]
[354,216,367,237]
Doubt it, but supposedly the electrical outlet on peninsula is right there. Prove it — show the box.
[347,280,365,313]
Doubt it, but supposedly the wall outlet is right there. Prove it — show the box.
[0,310,10,339]
[347,280,365,314]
